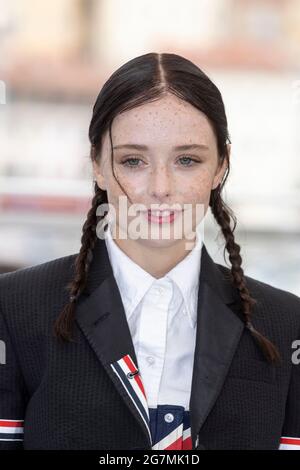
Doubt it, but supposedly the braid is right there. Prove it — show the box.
[210,186,281,365]
[53,182,106,342]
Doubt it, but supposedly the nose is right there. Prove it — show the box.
[147,165,173,200]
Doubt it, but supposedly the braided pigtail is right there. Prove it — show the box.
[53,182,106,342]
[210,185,281,365]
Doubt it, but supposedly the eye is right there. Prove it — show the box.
[178,155,199,167]
[120,155,200,169]
[121,157,143,168]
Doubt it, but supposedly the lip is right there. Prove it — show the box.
[143,209,182,224]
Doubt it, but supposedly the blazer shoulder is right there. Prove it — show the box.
[216,262,300,327]
[0,252,77,305]
[217,262,300,303]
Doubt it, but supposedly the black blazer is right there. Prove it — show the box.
[0,237,300,450]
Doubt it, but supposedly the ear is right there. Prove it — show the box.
[212,144,230,190]
[92,160,106,191]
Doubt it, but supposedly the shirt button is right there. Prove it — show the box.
[153,286,164,294]
[146,356,155,365]
[164,413,174,423]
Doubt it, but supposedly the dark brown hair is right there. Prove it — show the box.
[53,52,280,365]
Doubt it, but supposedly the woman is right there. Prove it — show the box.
[0,52,300,451]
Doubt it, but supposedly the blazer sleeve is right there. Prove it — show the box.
[0,305,27,449]
[279,323,300,450]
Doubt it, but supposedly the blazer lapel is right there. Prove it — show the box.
[189,246,245,449]
[75,238,152,447]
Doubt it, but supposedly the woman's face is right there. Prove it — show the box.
[93,93,229,249]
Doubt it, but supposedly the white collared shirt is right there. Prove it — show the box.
[104,226,202,410]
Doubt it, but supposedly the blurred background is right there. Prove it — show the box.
[0,0,299,295]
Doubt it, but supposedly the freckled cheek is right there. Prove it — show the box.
[180,174,212,203]
[105,174,144,204]
[117,174,146,197]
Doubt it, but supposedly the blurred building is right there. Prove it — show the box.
[1,0,300,98]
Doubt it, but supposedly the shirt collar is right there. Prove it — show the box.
[165,233,202,328]
[104,224,203,329]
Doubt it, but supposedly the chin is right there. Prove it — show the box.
[136,236,183,249]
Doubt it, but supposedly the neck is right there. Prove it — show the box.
[112,234,197,279]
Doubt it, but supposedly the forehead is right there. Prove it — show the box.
[111,94,215,147]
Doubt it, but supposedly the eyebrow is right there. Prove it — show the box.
[112,143,209,151]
